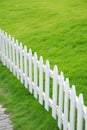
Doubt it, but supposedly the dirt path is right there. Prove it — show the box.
[0,105,13,130]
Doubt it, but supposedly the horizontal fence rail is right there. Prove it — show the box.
[0,29,87,130]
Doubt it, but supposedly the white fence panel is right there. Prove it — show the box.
[45,60,50,111]
[70,85,76,130]
[34,52,38,99]
[16,40,19,79]
[58,72,64,129]
[39,56,43,105]
[24,46,28,88]
[20,42,23,84]
[64,78,69,130]
[52,65,58,119]
[77,94,84,130]
[29,49,32,93]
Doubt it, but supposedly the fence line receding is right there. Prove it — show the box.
[0,29,87,130]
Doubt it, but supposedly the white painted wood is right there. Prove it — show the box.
[45,60,50,111]
[34,52,38,98]
[20,42,23,84]
[3,32,6,66]
[2,31,4,64]
[58,72,64,129]
[52,65,58,119]
[24,46,28,88]
[77,94,84,130]
[9,35,12,71]
[39,56,43,105]
[12,37,16,75]
[5,32,8,66]
[16,40,19,79]
[70,85,76,130]
[85,108,87,130]
[29,49,32,93]
[7,35,9,68]
[64,78,69,130]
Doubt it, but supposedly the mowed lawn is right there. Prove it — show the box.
[0,0,87,129]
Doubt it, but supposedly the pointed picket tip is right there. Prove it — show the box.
[34,52,37,58]
[29,49,32,55]
[65,78,70,88]
[40,56,43,63]
[72,85,76,95]
[79,94,84,105]
[46,60,50,68]
[60,72,64,81]
[24,45,27,52]
[5,32,8,37]
[16,39,18,46]
[9,34,11,40]
[12,37,14,42]
[20,42,23,48]
[53,65,58,74]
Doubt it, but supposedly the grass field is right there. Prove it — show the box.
[0,0,87,129]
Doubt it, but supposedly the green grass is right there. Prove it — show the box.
[0,0,87,129]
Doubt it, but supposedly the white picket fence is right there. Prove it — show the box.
[0,29,87,130]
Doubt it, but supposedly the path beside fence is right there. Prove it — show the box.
[0,105,13,130]
[0,29,87,130]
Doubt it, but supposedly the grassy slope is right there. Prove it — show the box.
[0,61,58,130]
[0,0,87,129]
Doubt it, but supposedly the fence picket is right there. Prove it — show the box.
[24,46,28,88]
[20,43,23,84]
[29,49,32,93]
[9,35,13,72]
[16,40,19,79]
[34,52,38,99]
[52,65,58,119]
[58,72,64,129]
[12,37,16,75]
[39,56,43,105]
[70,85,76,130]
[3,33,6,66]
[64,78,69,130]
[2,31,4,64]
[85,109,87,130]
[45,60,50,111]
[5,33,8,66]
[77,94,84,130]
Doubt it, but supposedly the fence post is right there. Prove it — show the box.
[39,56,43,105]
[24,46,28,88]
[45,60,50,111]
[29,49,32,93]
[58,72,64,129]
[34,52,38,99]
[52,65,58,119]
[77,94,84,130]
[70,85,76,130]
[64,78,69,130]
[20,42,23,84]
